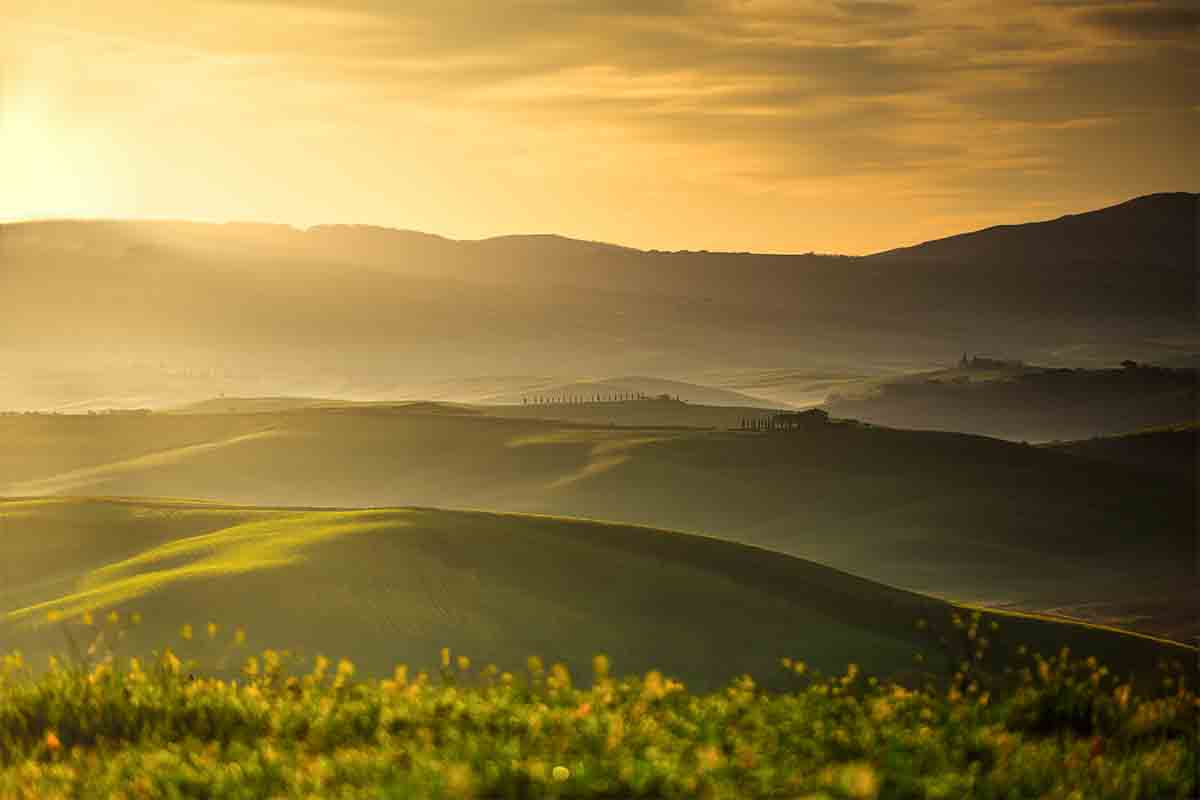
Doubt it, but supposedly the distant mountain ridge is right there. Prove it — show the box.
[8,191,1193,263]
[2,192,1196,411]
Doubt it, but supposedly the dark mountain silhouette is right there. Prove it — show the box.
[863,192,1197,316]
[870,193,1195,269]
[5,193,1193,314]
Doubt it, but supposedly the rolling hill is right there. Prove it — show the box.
[1,498,1190,692]
[477,376,781,408]
[0,408,1193,642]
[1045,424,1197,478]
[168,390,782,430]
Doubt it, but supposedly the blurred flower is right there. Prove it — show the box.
[592,654,610,681]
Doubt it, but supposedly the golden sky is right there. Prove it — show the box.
[2,0,1197,253]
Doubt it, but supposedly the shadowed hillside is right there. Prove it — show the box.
[824,362,1197,442]
[1,409,1193,641]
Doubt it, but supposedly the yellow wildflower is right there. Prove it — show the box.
[592,654,610,682]
[334,658,355,687]
[841,763,880,799]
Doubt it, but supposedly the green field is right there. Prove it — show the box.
[1,409,1193,641]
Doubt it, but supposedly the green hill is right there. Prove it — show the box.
[1,498,1190,694]
[0,409,1193,642]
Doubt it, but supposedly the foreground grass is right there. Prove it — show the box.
[0,626,1195,799]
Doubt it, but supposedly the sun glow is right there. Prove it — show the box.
[0,91,125,222]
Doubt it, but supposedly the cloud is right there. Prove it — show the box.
[833,1,915,19]
[1079,2,1200,39]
